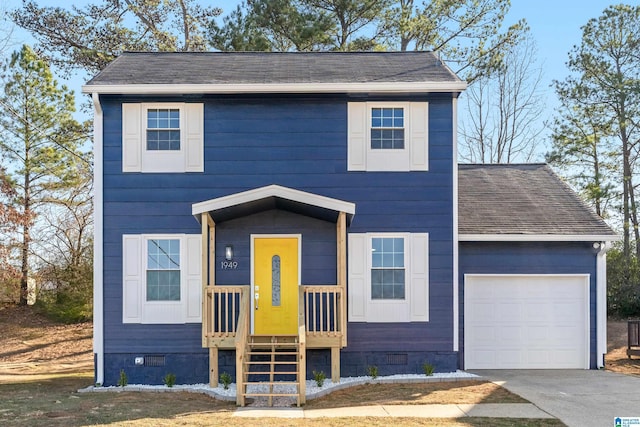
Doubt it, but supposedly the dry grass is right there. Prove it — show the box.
[606,319,640,377]
[305,380,527,409]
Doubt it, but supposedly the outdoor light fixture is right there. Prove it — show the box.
[225,245,234,261]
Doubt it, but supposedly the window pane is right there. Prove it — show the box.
[272,255,281,307]
[146,270,180,301]
[371,283,383,299]
[372,253,383,268]
[146,130,180,151]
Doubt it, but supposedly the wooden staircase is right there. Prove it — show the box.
[238,335,306,407]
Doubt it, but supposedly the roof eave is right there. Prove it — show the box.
[459,233,620,242]
[82,81,468,95]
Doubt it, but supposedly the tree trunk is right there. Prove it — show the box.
[19,172,31,306]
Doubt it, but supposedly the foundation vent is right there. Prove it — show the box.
[144,355,166,367]
[386,353,408,365]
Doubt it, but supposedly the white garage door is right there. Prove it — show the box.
[464,275,589,369]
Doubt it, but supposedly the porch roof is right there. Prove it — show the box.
[192,185,355,224]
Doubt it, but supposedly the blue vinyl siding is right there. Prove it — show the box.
[458,241,598,368]
[100,94,455,382]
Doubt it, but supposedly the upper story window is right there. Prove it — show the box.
[371,108,404,150]
[146,109,180,151]
[122,103,203,173]
[348,102,428,172]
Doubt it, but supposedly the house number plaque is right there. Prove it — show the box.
[221,261,238,269]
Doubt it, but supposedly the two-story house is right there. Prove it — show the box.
[83,52,617,405]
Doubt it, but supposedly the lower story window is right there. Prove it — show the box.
[348,232,429,323]
[146,239,180,301]
[122,234,202,324]
[371,237,405,299]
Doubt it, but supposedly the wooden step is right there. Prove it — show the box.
[244,360,298,366]
[243,392,300,397]
[246,351,298,356]
[238,334,304,407]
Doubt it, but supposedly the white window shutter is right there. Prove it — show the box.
[184,103,204,172]
[409,102,429,171]
[347,103,367,171]
[184,234,202,322]
[410,233,429,321]
[122,104,142,172]
[122,235,143,323]
[347,233,367,321]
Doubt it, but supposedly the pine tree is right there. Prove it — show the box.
[0,45,89,305]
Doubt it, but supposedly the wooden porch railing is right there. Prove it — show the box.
[302,285,346,348]
[203,285,346,348]
[202,286,247,348]
[297,287,307,404]
[235,291,251,406]
[203,284,346,389]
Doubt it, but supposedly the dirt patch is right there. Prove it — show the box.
[0,304,93,379]
[304,380,527,409]
[606,319,640,376]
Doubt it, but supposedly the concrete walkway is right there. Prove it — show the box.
[474,370,640,427]
[233,403,554,419]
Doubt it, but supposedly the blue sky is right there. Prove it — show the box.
[3,0,620,156]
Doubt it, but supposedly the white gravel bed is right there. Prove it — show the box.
[78,371,479,407]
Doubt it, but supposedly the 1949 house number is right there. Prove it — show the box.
[221,261,238,269]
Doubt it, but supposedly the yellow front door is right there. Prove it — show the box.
[253,237,299,335]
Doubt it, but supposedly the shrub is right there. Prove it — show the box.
[312,370,326,387]
[34,262,93,323]
[367,365,378,379]
[422,362,434,376]
[219,372,232,390]
[118,369,128,387]
[163,373,176,387]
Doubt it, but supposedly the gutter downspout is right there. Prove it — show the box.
[92,93,104,385]
[596,241,612,369]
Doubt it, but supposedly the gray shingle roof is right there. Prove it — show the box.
[459,164,617,237]
[85,51,463,86]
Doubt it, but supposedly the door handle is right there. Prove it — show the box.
[254,291,259,310]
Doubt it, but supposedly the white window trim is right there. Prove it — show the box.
[123,234,201,324]
[122,102,204,173]
[347,102,429,172]
[348,232,429,323]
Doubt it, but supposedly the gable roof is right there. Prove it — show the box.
[192,184,355,224]
[82,51,466,94]
[458,164,618,241]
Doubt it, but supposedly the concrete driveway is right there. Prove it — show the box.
[473,370,640,427]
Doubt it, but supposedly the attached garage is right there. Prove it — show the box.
[464,274,590,369]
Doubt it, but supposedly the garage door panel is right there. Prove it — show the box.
[498,302,522,319]
[471,302,498,322]
[464,275,589,369]
[524,303,551,320]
